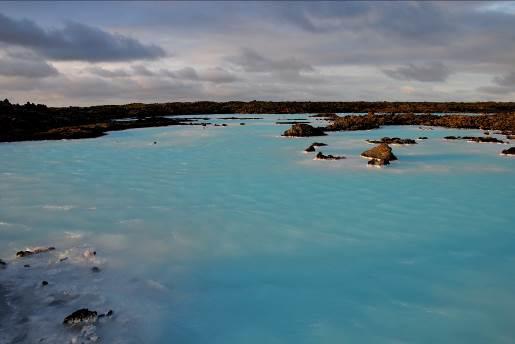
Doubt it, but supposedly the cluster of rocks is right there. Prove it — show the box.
[9,245,115,338]
[444,136,505,143]
[366,137,417,145]
[282,123,326,137]
[315,152,345,160]
[63,308,113,325]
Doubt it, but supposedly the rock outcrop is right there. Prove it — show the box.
[444,136,504,143]
[16,247,55,258]
[361,143,398,162]
[501,147,515,155]
[315,152,345,160]
[304,142,328,152]
[282,123,326,137]
[63,309,98,325]
[366,137,417,145]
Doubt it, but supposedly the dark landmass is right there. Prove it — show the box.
[282,123,326,137]
[366,137,417,145]
[2,99,515,142]
[315,152,345,160]
[326,112,515,132]
[501,147,515,155]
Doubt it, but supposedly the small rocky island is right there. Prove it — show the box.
[361,143,398,166]
[282,123,326,137]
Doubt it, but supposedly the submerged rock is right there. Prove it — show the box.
[501,147,515,155]
[0,259,6,269]
[41,281,48,286]
[368,158,390,166]
[63,308,98,325]
[16,247,55,258]
[366,137,417,145]
[282,123,326,137]
[361,143,398,162]
[304,142,328,152]
[418,136,428,140]
[91,266,101,273]
[315,152,345,160]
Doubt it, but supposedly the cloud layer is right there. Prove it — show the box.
[0,2,514,106]
[0,12,165,62]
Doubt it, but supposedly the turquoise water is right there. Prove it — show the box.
[1,114,514,343]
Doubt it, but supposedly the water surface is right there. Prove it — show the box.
[1,114,514,343]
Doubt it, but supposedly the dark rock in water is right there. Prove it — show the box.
[304,142,328,152]
[484,132,490,135]
[418,137,428,140]
[366,137,417,145]
[501,147,515,155]
[0,259,6,269]
[222,124,227,127]
[282,123,326,137]
[42,281,48,286]
[445,136,504,143]
[63,308,98,325]
[153,141,157,144]
[91,266,101,273]
[59,257,68,262]
[315,152,345,160]
[361,143,398,162]
[465,136,504,143]
[240,123,245,125]
[368,159,390,166]
[98,310,114,319]
[507,135,515,140]
[24,264,30,268]
[16,247,55,258]
[305,145,316,152]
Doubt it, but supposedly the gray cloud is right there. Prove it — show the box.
[83,65,239,84]
[228,48,314,74]
[0,51,58,78]
[493,71,515,87]
[85,66,130,78]
[478,71,515,95]
[383,62,451,82]
[0,12,166,62]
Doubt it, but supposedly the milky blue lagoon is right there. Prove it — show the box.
[1,114,514,343]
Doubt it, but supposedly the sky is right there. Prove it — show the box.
[0,1,515,106]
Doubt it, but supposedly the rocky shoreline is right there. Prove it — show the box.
[2,99,515,142]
